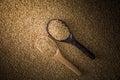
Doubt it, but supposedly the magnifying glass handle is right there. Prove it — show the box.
[73,40,95,59]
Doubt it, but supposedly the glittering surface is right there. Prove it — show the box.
[0,0,120,80]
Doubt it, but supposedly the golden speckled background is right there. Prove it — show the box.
[0,0,120,80]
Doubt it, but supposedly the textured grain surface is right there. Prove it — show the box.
[48,19,70,40]
[0,0,120,80]
[35,36,58,57]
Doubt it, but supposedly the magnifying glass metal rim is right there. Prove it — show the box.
[46,19,72,42]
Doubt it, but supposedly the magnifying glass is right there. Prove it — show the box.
[46,19,95,59]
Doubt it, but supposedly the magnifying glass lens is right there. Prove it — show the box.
[48,19,70,41]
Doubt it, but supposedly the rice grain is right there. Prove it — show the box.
[48,19,70,40]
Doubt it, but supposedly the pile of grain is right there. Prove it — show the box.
[0,0,120,80]
[48,19,70,40]
[35,36,57,57]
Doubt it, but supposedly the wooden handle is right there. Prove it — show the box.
[52,49,81,76]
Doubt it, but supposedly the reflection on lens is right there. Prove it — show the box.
[48,19,70,40]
